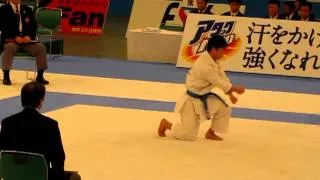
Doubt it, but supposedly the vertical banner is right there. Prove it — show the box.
[43,0,110,35]
[177,14,320,78]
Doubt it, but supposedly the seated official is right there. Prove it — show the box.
[222,0,244,17]
[190,0,213,14]
[0,0,49,85]
[0,82,80,180]
[295,1,316,22]
[282,1,299,20]
[180,0,213,27]
[265,0,283,19]
[293,0,304,17]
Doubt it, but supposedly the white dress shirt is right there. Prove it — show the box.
[10,2,22,32]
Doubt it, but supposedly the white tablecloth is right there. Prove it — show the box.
[127,29,183,64]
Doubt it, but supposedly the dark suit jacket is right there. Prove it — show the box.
[294,15,317,22]
[280,13,299,20]
[0,4,37,50]
[293,10,299,18]
[221,11,244,17]
[264,15,284,20]
[0,108,65,180]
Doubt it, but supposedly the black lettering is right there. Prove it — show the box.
[161,2,179,25]
[69,12,87,26]
[59,6,72,18]
[88,13,104,27]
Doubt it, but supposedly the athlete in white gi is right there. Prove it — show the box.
[158,35,245,141]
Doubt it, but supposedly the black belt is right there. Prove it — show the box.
[186,90,229,116]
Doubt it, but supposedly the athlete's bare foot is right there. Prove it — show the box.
[205,128,223,141]
[158,118,172,137]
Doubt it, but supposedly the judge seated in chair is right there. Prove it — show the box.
[282,1,299,20]
[265,0,283,19]
[0,0,49,86]
[296,1,316,22]
[0,82,81,180]
[222,0,244,17]
[190,0,213,14]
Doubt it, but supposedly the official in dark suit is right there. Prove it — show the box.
[0,0,49,85]
[221,0,244,17]
[296,1,316,22]
[265,0,283,19]
[294,0,304,16]
[282,1,299,20]
[190,0,213,14]
[0,82,80,180]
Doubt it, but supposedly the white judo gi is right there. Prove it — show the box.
[172,52,232,141]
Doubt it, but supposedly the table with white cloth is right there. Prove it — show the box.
[127,29,183,64]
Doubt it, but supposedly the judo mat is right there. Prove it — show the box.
[0,56,319,180]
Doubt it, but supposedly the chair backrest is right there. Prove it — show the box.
[0,150,48,180]
[36,7,62,30]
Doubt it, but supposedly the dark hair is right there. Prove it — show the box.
[268,0,280,6]
[21,82,46,108]
[228,0,242,4]
[206,35,228,52]
[284,1,295,9]
[300,1,312,9]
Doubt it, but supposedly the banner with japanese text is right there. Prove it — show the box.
[177,14,320,78]
[44,0,110,35]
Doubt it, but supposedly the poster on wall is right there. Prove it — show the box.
[40,0,110,35]
[177,14,320,78]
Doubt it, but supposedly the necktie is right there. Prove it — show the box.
[15,4,22,32]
